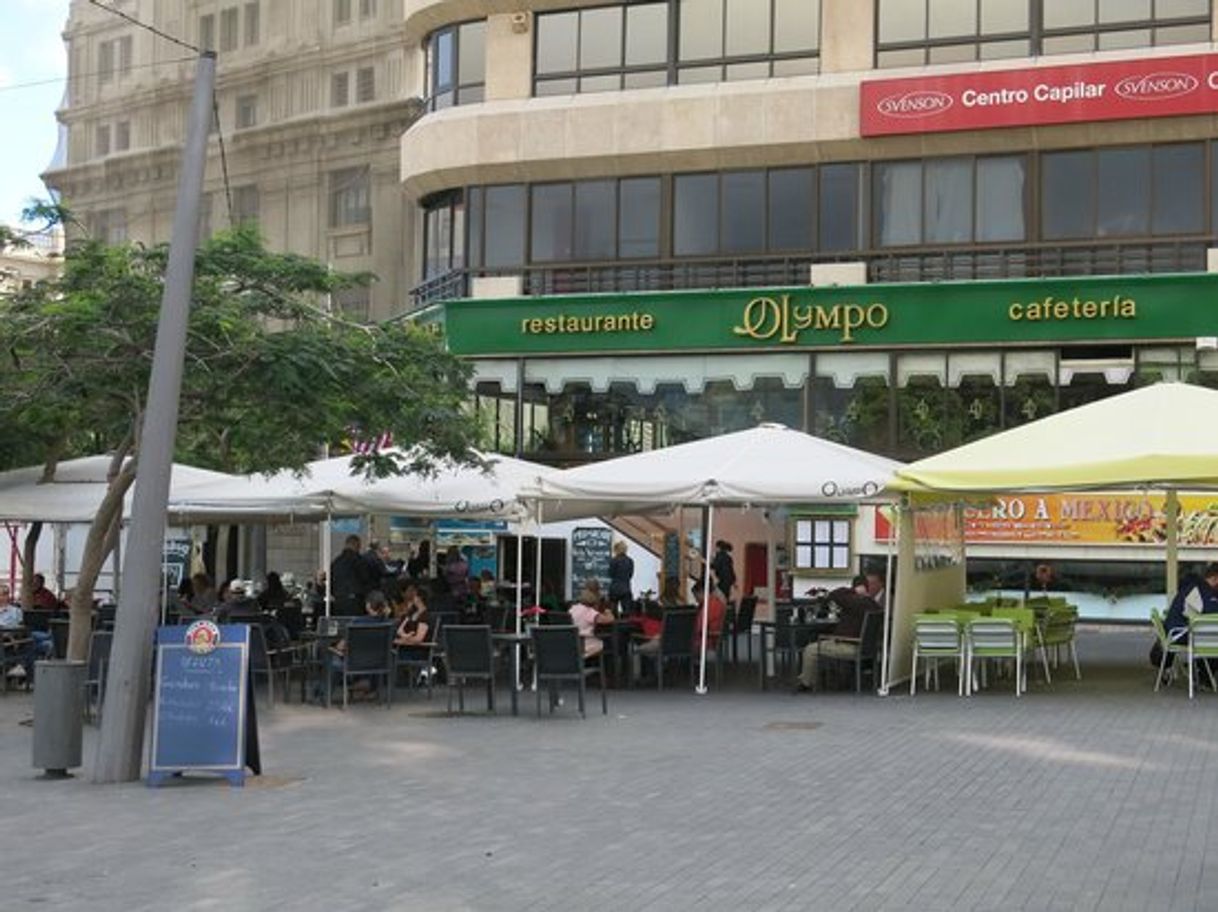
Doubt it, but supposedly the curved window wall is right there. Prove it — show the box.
[877,0,1211,67]
[424,20,486,110]
[534,0,820,96]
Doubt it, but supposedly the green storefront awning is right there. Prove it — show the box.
[443,272,1218,357]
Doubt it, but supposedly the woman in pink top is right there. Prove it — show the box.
[567,586,614,657]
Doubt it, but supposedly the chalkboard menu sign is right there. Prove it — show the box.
[149,623,260,787]
[662,532,680,597]
[571,527,613,598]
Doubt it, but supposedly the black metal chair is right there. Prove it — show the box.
[49,617,71,660]
[84,630,113,722]
[531,625,607,718]
[331,622,395,709]
[818,611,885,693]
[770,606,802,679]
[633,609,697,690]
[442,625,495,714]
[732,595,759,665]
[249,622,307,707]
[276,600,306,641]
[95,604,117,631]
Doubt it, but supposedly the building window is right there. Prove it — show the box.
[95,124,111,157]
[331,71,349,107]
[330,167,371,227]
[876,0,1211,66]
[334,0,352,26]
[244,3,260,46]
[520,177,663,263]
[535,0,819,95]
[220,7,240,52]
[199,14,216,51]
[873,155,1027,247]
[232,185,260,226]
[91,209,127,245]
[1042,143,1205,240]
[356,67,375,103]
[98,40,114,83]
[359,0,377,18]
[422,191,466,279]
[115,120,130,152]
[236,94,257,129]
[792,515,852,572]
[425,21,485,109]
[118,36,133,76]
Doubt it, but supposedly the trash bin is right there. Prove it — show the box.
[32,660,86,779]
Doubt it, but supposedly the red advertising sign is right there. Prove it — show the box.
[861,53,1218,137]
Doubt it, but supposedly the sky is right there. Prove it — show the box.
[0,0,71,228]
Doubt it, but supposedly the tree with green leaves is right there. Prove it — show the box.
[0,225,479,664]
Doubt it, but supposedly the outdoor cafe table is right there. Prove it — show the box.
[757,618,838,689]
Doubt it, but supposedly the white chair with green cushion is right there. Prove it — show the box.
[1187,615,1218,699]
[910,614,966,696]
[1041,607,1080,680]
[991,607,1049,686]
[966,617,1022,696]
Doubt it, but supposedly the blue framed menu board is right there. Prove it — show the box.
[148,622,260,787]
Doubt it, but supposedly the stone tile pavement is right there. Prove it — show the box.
[3,626,1218,911]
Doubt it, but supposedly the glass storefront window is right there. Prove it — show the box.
[483,185,526,268]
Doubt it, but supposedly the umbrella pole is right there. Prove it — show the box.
[1166,489,1180,604]
[697,505,715,695]
[322,506,332,617]
[878,501,900,697]
[515,525,524,691]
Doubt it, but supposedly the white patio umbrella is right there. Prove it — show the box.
[525,424,902,693]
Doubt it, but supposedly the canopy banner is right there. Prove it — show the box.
[861,52,1218,137]
[876,493,1218,547]
[444,273,1218,357]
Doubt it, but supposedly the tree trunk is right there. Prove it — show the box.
[67,474,131,661]
[19,522,42,609]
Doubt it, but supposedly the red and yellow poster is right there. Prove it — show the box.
[875,494,1218,547]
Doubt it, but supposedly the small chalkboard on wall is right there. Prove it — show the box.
[148,622,261,787]
[571,527,613,598]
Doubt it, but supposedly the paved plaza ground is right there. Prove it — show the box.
[3,626,1218,911]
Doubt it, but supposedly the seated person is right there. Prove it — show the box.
[795,575,880,692]
[394,589,431,652]
[324,591,390,699]
[1164,562,1218,643]
[0,583,52,679]
[691,580,727,653]
[567,586,614,658]
[29,574,61,611]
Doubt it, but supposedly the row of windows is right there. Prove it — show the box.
[422,0,1211,104]
[199,3,261,53]
[97,35,133,84]
[421,142,1218,275]
[876,0,1211,66]
[534,0,820,95]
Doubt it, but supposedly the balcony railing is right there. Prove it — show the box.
[408,237,1213,309]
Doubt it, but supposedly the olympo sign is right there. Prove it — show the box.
[861,53,1218,137]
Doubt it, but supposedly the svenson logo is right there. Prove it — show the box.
[1114,72,1198,101]
[876,90,953,118]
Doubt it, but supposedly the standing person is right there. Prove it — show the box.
[257,571,288,614]
[608,540,635,615]
[331,534,374,616]
[710,540,736,603]
[407,540,431,580]
[443,545,470,610]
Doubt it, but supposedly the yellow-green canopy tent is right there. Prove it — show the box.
[879,382,1218,693]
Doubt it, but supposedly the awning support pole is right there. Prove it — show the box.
[322,505,332,617]
[878,500,900,697]
[696,504,715,695]
[1166,489,1180,605]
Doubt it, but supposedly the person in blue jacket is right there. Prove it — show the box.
[1164,562,1218,643]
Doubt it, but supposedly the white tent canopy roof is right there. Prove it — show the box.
[527,423,902,517]
[168,450,561,523]
[0,456,233,523]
